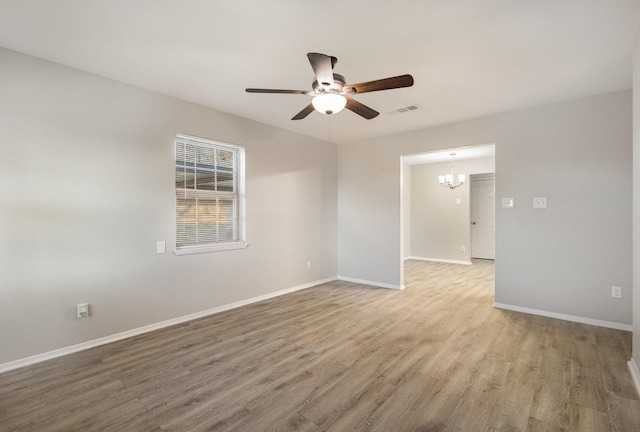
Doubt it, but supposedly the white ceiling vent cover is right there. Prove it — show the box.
[388,105,421,115]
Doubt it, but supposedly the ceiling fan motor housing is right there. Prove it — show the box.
[312,73,346,94]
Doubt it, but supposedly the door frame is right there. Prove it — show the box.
[400,144,496,289]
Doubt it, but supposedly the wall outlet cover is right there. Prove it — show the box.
[77,303,89,318]
[612,286,622,298]
[533,197,548,209]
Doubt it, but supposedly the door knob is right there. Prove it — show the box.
[472,221,476,225]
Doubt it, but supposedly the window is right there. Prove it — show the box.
[175,134,246,254]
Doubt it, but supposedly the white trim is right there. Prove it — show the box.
[338,276,404,290]
[492,302,633,331]
[405,256,473,266]
[0,276,336,374]
[174,241,248,255]
[629,359,640,398]
[469,172,495,181]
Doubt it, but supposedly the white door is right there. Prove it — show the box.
[471,176,495,259]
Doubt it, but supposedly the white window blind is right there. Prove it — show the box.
[175,134,246,254]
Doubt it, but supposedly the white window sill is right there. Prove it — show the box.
[174,241,249,256]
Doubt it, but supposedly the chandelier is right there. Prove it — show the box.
[438,153,466,189]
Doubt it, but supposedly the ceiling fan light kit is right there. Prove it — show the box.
[312,93,347,115]
[246,52,414,120]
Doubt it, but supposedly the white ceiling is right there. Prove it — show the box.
[1,1,638,145]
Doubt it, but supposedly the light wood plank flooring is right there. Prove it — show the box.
[1,259,639,431]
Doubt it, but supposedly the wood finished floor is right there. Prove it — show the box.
[1,259,639,431]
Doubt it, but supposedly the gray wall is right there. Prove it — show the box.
[633,38,640,363]
[0,48,338,365]
[339,91,632,325]
[409,157,494,262]
[1,45,634,366]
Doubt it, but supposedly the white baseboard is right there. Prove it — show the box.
[337,276,404,290]
[492,302,633,331]
[405,256,472,266]
[629,358,640,398]
[0,276,337,374]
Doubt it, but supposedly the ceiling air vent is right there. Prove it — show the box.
[388,105,421,115]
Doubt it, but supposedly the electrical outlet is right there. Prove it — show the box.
[307,261,312,270]
[612,286,622,298]
[77,303,89,318]
[533,197,547,209]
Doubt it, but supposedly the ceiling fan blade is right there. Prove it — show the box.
[345,97,379,119]
[342,74,414,95]
[246,88,309,95]
[292,103,315,120]
[307,53,337,87]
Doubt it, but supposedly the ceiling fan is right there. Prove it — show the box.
[246,53,414,120]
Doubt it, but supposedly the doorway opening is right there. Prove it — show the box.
[401,144,495,290]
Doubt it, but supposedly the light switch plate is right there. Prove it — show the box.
[156,241,166,254]
[533,197,547,209]
[502,198,514,208]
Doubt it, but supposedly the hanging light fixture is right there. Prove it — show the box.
[438,153,466,189]
[312,93,347,115]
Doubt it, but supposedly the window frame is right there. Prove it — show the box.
[174,134,247,255]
